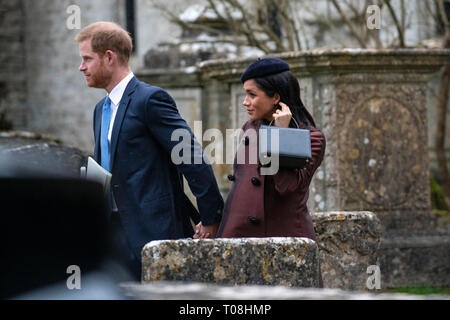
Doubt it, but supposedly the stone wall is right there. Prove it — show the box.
[22,0,126,152]
[141,211,381,290]
[0,0,129,152]
[142,237,320,288]
[0,0,27,129]
[379,231,450,288]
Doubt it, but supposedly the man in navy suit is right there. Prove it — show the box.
[76,22,223,279]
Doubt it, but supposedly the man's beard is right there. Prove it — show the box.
[86,62,111,89]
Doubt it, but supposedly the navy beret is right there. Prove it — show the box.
[241,57,290,83]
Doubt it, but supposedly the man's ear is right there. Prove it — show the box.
[104,50,115,65]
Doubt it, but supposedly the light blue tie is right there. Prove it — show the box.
[100,96,112,171]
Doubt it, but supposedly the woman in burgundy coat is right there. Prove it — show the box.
[216,58,326,243]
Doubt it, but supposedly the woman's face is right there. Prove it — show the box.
[243,79,279,121]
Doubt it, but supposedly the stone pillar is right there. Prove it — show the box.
[312,211,381,290]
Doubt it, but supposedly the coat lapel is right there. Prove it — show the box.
[109,76,138,172]
[93,102,103,162]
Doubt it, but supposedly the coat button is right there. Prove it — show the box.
[244,136,249,145]
[227,174,235,181]
[248,217,260,225]
[251,177,260,186]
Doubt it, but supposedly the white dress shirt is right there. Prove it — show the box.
[104,71,134,211]
[106,71,134,148]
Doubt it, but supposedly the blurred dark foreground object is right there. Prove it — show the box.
[0,176,132,299]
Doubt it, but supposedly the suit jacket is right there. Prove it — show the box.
[217,119,325,239]
[93,76,223,258]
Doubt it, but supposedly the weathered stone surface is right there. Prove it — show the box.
[0,131,88,177]
[379,230,450,288]
[121,281,450,300]
[141,212,383,290]
[312,211,381,290]
[142,237,319,287]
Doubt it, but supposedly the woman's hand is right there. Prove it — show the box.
[272,102,292,128]
[193,221,219,239]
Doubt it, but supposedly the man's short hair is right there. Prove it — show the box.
[75,21,132,65]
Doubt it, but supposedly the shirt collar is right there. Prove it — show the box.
[107,72,134,106]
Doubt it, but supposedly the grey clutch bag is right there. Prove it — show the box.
[259,118,311,169]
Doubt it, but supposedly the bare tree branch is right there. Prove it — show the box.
[426,0,442,26]
[438,0,450,32]
[224,0,272,52]
[342,0,375,46]
[278,0,302,51]
[330,0,367,48]
[383,0,405,47]
[207,0,246,44]
[156,4,224,36]
[400,0,406,35]
[342,0,364,23]
[287,1,303,50]
[206,0,227,22]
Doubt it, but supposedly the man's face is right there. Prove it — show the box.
[78,40,111,89]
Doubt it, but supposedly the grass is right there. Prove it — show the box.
[380,286,450,295]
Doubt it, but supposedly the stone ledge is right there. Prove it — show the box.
[198,49,450,79]
[0,132,88,178]
[0,130,61,142]
[378,232,450,288]
[142,237,319,287]
[312,211,379,222]
[121,281,449,300]
[380,234,450,249]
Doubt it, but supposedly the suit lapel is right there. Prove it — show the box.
[109,76,138,172]
[93,101,103,162]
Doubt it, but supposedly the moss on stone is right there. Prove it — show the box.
[430,173,448,211]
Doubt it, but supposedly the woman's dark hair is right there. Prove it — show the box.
[253,71,316,128]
